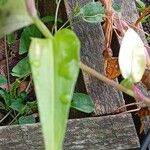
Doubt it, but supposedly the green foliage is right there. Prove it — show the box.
[19,25,42,54]
[11,57,31,78]
[0,0,7,5]
[0,74,7,85]
[29,29,80,150]
[24,101,38,114]
[9,98,25,113]
[41,16,62,24]
[0,1,85,149]
[0,89,9,109]
[0,78,38,123]
[18,115,36,125]
[0,0,32,38]
[6,33,16,47]
[0,79,24,110]
[136,0,146,12]
[19,16,61,55]
[147,34,150,42]
[71,93,94,113]
[80,2,105,23]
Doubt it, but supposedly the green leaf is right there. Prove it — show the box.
[29,29,80,150]
[6,33,16,47]
[81,2,104,23]
[19,25,42,54]
[18,115,36,125]
[147,34,150,42]
[71,93,94,113]
[24,101,38,114]
[0,101,5,110]
[0,89,10,107]
[10,79,21,98]
[136,0,146,12]
[0,0,33,38]
[41,16,62,24]
[11,57,31,78]
[118,28,146,83]
[9,99,25,113]
[0,74,7,85]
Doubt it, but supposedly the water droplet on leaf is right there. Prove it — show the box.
[60,94,70,104]
[30,60,40,68]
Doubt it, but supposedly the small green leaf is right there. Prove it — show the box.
[10,79,21,98]
[25,101,38,114]
[41,16,62,24]
[19,25,42,54]
[119,28,146,83]
[0,74,7,85]
[11,57,31,78]
[6,33,16,47]
[10,98,25,113]
[0,89,10,107]
[0,101,5,110]
[81,2,104,23]
[0,89,6,100]
[18,115,36,125]
[0,0,33,38]
[136,0,146,12]
[71,93,94,113]
[147,34,150,42]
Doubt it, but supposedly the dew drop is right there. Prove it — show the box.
[60,94,70,104]
[58,61,74,80]
[30,60,40,68]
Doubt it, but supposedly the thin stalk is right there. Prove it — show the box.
[4,36,10,91]
[80,62,134,97]
[58,20,69,31]
[113,15,149,36]
[135,5,150,27]
[0,110,12,124]
[80,62,150,108]
[25,77,32,93]
[54,0,62,33]
[8,112,20,125]
[32,17,53,38]
[114,102,142,113]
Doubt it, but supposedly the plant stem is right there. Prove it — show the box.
[58,20,69,31]
[4,36,10,91]
[135,5,150,27]
[54,0,62,33]
[80,62,134,96]
[0,110,12,124]
[80,62,150,107]
[25,77,32,93]
[8,112,20,125]
[32,17,53,39]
